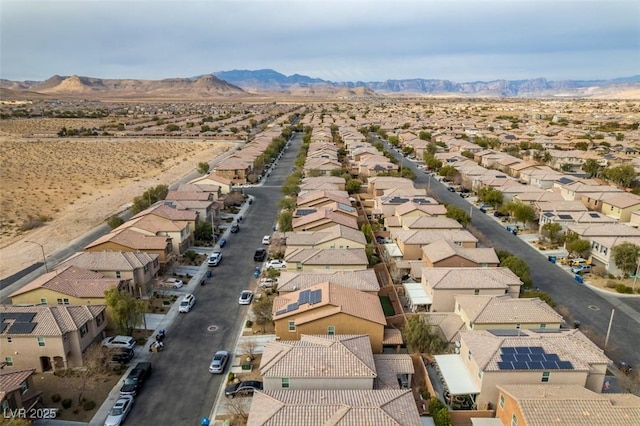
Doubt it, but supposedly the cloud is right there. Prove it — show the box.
[1,0,638,81]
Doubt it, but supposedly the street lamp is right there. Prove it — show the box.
[604,301,624,351]
[25,240,48,273]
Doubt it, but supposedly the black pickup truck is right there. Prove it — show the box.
[119,362,152,396]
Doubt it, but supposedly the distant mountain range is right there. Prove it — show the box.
[213,69,640,97]
[1,70,639,99]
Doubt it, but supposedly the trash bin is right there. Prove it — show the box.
[548,256,556,264]
[574,274,584,284]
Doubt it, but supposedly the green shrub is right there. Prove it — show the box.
[429,397,445,415]
[245,320,253,328]
[83,400,96,411]
[51,393,61,403]
[615,284,633,294]
[227,372,235,384]
[61,399,72,409]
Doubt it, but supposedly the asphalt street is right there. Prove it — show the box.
[384,141,640,368]
[124,134,303,426]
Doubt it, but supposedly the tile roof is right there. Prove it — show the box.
[423,267,521,289]
[566,223,640,237]
[56,251,158,272]
[277,270,380,293]
[395,201,447,217]
[421,240,499,264]
[247,389,421,426]
[0,304,106,336]
[497,384,640,426]
[382,328,403,345]
[0,369,35,398]
[402,216,463,230]
[455,295,563,324]
[423,313,466,342]
[284,248,368,266]
[273,282,386,326]
[10,265,123,298]
[285,224,367,247]
[260,334,376,378]
[392,229,478,246]
[85,228,169,250]
[296,190,351,207]
[292,209,359,230]
[131,203,197,221]
[461,329,611,372]
[373,354,415,389]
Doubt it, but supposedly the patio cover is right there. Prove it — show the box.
[434,354,480,395]
[403,282,432,306]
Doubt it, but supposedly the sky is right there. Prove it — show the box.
[1,0,639,83]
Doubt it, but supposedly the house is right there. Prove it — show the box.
[434,328,611,411]
[0,369,42,414]
[454,295,563,331]
[296,190,351,209]
[382,201,448,229]
[401,216,464,231]
[392,229,478,260]
[421,240,499,268]
[589,235,640,275]
[188,173,233,194]
[84,229,174,271]
[212,157,253,184]
[114,215,192,255]
[367,176,416,196]
[285,225,367,251]
[247,389,421,426]
[422,267,522,312]
[496,384,640,426]
[0,304,107,372]
[599,193,640,222]
[131,203,198,233]
[284,248,368,272]
[538,210,618,233]
[259,334,413,391]
[292,208,359,231]
[299,176,346,192]
[53,251,159,297]
[566,223,640,241]
[10,266,126,310]
[277,270,380,294]
[273,282,386,353]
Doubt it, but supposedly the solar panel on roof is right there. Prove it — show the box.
[545,353,560,361]
[295,209,316,216]
[515,347,531,354]
[298,290,311,305]
[501,347,517,354]
[557,361,574,369]
[558,214,572,220]
[543,212,554,217]
[513,361,529,370]
[0,323,8,333]
[286,303,299,312]
[7,322,37,334]
[501,354,516,362]
[309,289,322,304]
[542,361,559,369]
[589,213,600,218]
[529,347,544,354]
[527,361,544,370]
[337,203,355,212]
[515,354,531,362]
[557,177,573,184]
[497,362,515,370]
[275,309,288,316]
[530,353,545,362]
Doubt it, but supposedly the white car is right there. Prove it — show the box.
[208,251,222,266]
[163,278,183,289]
[262,235,271,245]
[104,395,134,426]
[102,335,136,350]
[178,294,195,313]
[239,290,253,305]
[266,259,287,270]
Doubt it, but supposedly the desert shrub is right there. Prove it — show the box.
[227,372,235,384]
[20,217,45,231]
[606,280,618,289]
[51,393,61,403]
[82,400,96,411]
[616,284,633,294]
[591,266,606,277]
[61,399,72,409]
[245,320,253,328]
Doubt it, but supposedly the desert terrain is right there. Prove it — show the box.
[0,116,234,279]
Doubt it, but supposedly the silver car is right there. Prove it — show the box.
[104,395,134,426]
[209,350,229,374]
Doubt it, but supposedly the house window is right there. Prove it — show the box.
[296,263,302,270]
[4,357,13,367]
[327,326,335,335]
[20,380,28,394]
[603,248,608,255]
[79,323,89,338]
[281,378,290,389]
[37,337,45,347]
[96,312,104,326]
[57,298,69,305]
[116,271,121,278]
[325,265,331,269]
[468,350,472,361]
[515,323,521,329]
[499,395,505,409]
[541,371,550,383]
[511,414,518,426]
[40,298,47,304]
[477,371,482,379]
[288,321,295,332]
[474,289,480,295]
[7,337,12,343]
[540,323,546,329]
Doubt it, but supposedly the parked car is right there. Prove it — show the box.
[163,278,183,289]
[447,187,456,192]
[571,264,592,274]
[266,259,287,270]
[108,348,135,365]
[254,248,267,262]
[493,211,509,218]
[104,395,134,426]
[238,290,253,305]
[178,293,195,313]
[259,278,276,289]
[209,350,230,374]
[224,380,263,398]
[218,238,227,248]
[102,335,136,351]
[119,362,152,396]
[230,223,239,233]
[570,258,591,267]
[262,235,271,245]
[208,251,222,267]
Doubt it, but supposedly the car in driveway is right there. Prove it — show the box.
[178,293,195,313]
[266,259,287,270]
[571,264,592,274]
[209,350,230,374]
[254,248,267,262]
[208,251,222,266]
[102,335,136,350]
[108,348,134,365]
[239,290,253,305]
[163,278,184,288]
[570,258,591,267]
[104,395,134,426]
[119,362,152,396]
[224,380,263,398]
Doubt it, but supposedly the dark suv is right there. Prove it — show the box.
[119,362,152,396]
[253,248,266,262]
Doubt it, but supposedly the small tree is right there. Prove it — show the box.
[104,288,146,335]
[477,187,504,208]
[612,242,640,276]
[252,297,273,332]
[445,204,471,226]
[541,222,562,243]
[565,237,591,259]
[278,196,297,212]
[345,179,362,195]
[106,215,125,230]
[402,316,446,354]
[197,162,210,174]
[501,256,533,289]
[239,339,258,361]
[194,221,213,242]
[277,210,293,232]
[513,203,537,229]
[582,158,601,177]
